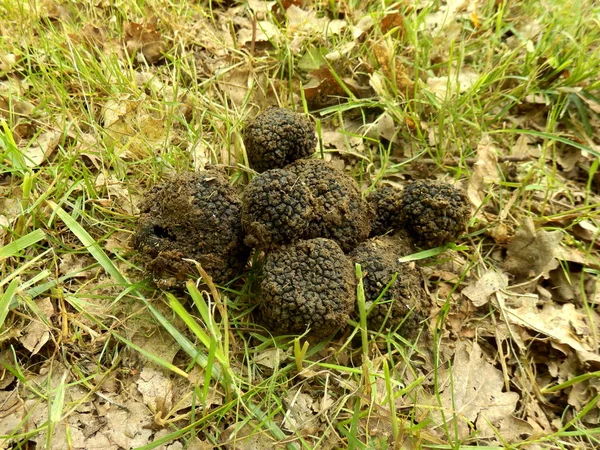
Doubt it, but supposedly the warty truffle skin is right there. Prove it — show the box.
[259,238,356,337]
[242,168,318,248]
[286,159,372,252]
[133,169,249,287]
[367,184,403,237]
[242,107,316,173]
[350,236,426,334]
[399,180,470,249]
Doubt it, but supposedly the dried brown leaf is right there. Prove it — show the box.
[463,269,508,307]
[504,217,562,278]
[431,341,529,442]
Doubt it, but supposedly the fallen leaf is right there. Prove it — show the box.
[504,217,562,278]
[463,269,508,307]
[426,70,480,101]
[221,421,273,450]
[467,134,500,207]
[22,130,61,167]
[283,389,319,432]
[430,341,530,442]
[124,21,167,64]
[501,296,600,367]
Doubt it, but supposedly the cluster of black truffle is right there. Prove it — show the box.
[133,107,471,338]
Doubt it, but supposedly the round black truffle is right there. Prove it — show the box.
[286,159,372,252]
[242,168,319,248]
[242,107,316,173]
[350,236,426,334]
[367,184,403,237]
[133,170,249,287]
[260,238,356,337]
[399,180,470,249]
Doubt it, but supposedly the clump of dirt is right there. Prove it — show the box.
[259,238,355,337]
[399,180,470,249]
[242,107,316,173]
[287,159,372,252]
[241,168,318,249]
[367,184,403,236]
[133,169,249,287]
[350,235,426,335]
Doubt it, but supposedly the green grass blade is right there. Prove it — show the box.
[47,201,128,285]
[0,278,20,330]
[0,229,46,261]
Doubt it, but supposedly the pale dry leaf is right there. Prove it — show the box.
[463,269,508,307]
[104,387,154,448]
[253,347,286,370]
[504,217,562,278]
[431,341,526,442]
[467,134,500,207]
[23,130,61,167]
[237,20,280,46]
[221,421,273,450]
[136,366,174,413]
[321,129,365,155]
[502,297,600,366]
[283,389,318,432]
[426,70,479,101]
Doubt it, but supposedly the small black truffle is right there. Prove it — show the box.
[242,107,316,173]
[350,236,426,334]
[133,170,249,287]
[399,180,470,249]
[287,159,372,252]
[259,238,355,337]
[367,184,403,236]
[242,168,318,248]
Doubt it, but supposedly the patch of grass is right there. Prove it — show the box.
[1,0,599,448]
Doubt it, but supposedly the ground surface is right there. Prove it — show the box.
[1,1,599,449]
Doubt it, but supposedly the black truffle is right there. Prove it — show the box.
[287,159,372,252]
[367,184,403,236]
[350,236,426,334]
[242,107,316,173]
[399,180,470,249]
[259,238,356,337]
[242,168,318,248]
[133,170,249,287]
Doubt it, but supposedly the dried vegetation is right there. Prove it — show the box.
[1,0,599,449]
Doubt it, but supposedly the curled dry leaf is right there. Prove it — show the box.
[504,217,562,278]
[501,295,600,367]
[124,21,167,64]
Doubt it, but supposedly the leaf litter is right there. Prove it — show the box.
[1,0,600,448]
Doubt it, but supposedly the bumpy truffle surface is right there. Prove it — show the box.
[399,180,470,249]
[287,159,372,252]
[350,236,426,334]
[367,184,403,236]
[133,170,249,287]
[242,169,318,248]
[260,238,355,336]
[242,107,316,173]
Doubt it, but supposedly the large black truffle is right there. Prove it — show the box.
[242,107,316,173]
[350,236,426,335]
[259,238,355,337]
[399,180,470,249]
[287,159,372,252]
[242,168,318,248]
[367,184,403,237]
[133,170,249,287]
